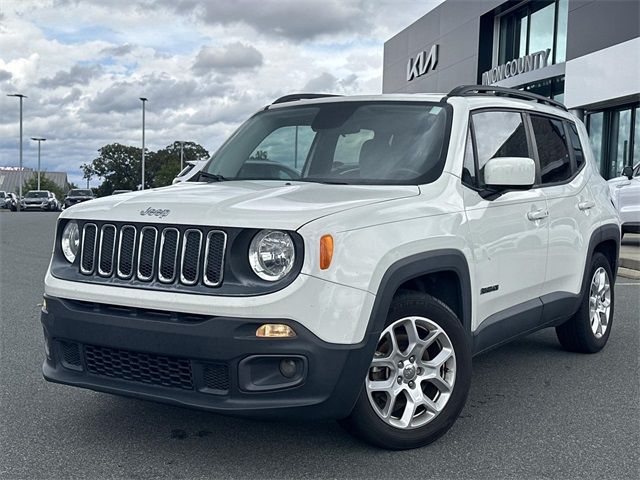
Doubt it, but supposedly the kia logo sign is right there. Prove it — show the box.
[406,44,439,82]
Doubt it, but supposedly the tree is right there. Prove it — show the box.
[250,150,268,160]
[148,141,210,188]
[21,173,65,200]
[81,143,143,197]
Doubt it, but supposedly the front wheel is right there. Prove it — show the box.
[341,292,472,450]
[556,252,614,353]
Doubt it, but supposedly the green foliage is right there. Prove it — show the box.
[250,150,268,160]
[81,141,210,195]
[148,141,210,188]
[21,173,65,200]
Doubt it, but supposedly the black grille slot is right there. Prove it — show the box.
[80,224,97,274]
[180,230,202,285]
[158,228,179,283]
[84,344,193,390]
[137,227,157,281]
[117,226,136,278]
[203,364,230,393]
[60,341,82,367]
[98,225,116,276]
[203,231,226,287]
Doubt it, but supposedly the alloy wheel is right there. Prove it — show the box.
[365,316,456,430]
[589,267,611,339]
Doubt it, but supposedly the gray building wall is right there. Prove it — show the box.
[383,0,640,95]
[566,0,640,61]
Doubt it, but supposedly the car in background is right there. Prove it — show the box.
[20,190,60,211]
[112,189,133,195]
[609,163,640,236]
[0,191,16,210]
[172,160,207,184]
[64,189,95,209]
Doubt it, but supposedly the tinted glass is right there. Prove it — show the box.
[0,192,5,198]
[205,102,450,184]
[531,115,571,184]
[26,191,48,198]
[472,111,529,185]
[612,108,632,177]
[567,123,585,169]
[69,189,93,196]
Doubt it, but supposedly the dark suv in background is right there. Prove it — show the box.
[64,189,95,209]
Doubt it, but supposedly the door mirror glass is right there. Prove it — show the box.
[484,157,536,188]
[621,165,634,180]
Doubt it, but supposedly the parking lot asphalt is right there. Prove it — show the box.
[1,212,638,480]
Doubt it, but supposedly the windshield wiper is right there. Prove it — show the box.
[198,171,228,182]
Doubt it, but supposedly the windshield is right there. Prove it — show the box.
[0,192,5,198]
[26,191,48,198]
[203,102,450,184]
[69,189,93,196]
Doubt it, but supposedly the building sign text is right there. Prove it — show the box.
[482,49,551,85]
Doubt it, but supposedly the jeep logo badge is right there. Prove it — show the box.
[139,207,171,219]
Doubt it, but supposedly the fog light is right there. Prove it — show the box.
[279,358,298,378]
[256,324,296,338]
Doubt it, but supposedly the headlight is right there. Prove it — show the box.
[61,221,80,263]
[248,230,296,281]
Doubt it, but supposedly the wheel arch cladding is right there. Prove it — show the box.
[585,224,620,290]
[368,249,472,335]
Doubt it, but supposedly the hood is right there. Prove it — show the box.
[66,196,93,200]
[61,181,420,229]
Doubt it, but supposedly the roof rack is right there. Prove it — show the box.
[272,93,342,105]
[447,85,568,111]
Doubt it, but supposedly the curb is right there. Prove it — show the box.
[618,267,640,280]
[619,257,640,271]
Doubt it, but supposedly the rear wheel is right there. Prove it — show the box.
[341,292,471,450]
[556,252,614,353]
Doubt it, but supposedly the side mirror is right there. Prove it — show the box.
[621,165,633,180]
[484,157,536,189]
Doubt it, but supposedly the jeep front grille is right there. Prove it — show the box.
[79,223,226,288]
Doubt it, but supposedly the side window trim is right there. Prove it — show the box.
[461,116,480,189]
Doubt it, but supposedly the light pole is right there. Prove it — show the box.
[31,137,46,190]
[7,93,27,211]
[140,97,148,190]
[178,141,185,170]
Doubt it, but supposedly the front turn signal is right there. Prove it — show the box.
[320,234,334,270]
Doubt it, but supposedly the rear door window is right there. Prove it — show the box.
[530,115,572,184]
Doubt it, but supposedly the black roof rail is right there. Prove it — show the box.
[272,93,341,105]
[447,85,568,111]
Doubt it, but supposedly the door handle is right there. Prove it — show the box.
[527,210,549,221]
[578,201,595,211]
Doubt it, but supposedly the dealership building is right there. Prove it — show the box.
[383,0,639,179]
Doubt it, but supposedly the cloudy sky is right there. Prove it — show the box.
[0,0,443,186]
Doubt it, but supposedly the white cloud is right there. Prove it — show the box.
[0,0,444,187]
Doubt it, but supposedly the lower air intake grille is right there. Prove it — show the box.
[84,344,194,390]
[203,364,230,392]
[61,341,82,367]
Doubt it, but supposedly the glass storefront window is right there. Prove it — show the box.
[588,112,605,175]
[521,76,565,101]
[497,0,568,66]
[587,104,639,179]
[611,109,632,177]
[528,1,555,55]
[555,0,568,63]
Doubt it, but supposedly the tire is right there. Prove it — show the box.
[556,252,614,353]
[340,292,472,450]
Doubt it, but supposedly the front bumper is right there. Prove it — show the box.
[41,296,378,419]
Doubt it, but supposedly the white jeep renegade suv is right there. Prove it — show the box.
[42,86,620,450]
